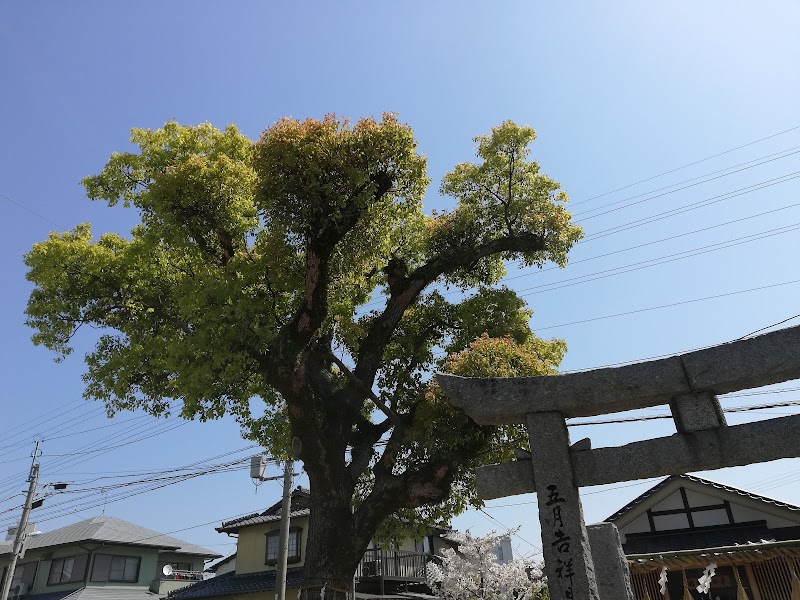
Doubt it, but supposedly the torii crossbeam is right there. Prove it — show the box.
[437,325,800,600]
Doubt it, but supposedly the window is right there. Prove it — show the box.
[7,562,37,595]
[265,527,302,565]
[48,554,88,585]
[90,554,141,583]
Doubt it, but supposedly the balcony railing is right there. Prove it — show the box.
[161,569,204,581]
[356,549,429,581]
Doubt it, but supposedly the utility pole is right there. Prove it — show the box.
[1,442,40,600]
[275,459,294,600]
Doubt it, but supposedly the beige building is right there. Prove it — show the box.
[171,488,452,600]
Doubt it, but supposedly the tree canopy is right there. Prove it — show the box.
[25,114,581,595]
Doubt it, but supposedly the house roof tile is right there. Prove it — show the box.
[168,568,304,599]
[217,509,310,533]
[0,515,220,558]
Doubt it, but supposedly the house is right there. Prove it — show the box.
[0,515,221,599]
[170,487,453,600]
[205,554,236,578]
[606,474,800,599]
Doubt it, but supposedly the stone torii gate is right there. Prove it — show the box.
[437,325,800,600]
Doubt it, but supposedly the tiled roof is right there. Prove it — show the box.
[217,509,310,533]
[263,487,311,516]
[623,522,775,554]
[169,568,304,599]
[606,474,800,523]
[0,515,220,558]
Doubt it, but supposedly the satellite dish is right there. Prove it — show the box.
[162,565,174,577]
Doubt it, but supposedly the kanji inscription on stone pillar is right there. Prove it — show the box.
[527,412,598,600]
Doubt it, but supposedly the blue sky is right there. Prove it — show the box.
[1,2,799,562]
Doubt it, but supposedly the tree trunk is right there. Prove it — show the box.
[300,486,369,600]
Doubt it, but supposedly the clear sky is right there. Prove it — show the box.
[1,1,799,563]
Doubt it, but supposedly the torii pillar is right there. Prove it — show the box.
[437,325,800,600]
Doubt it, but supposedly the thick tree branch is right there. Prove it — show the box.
[326,351,404,426]
[346,418,392,485]
[353,231,546,386]
[355,455,460,537]
[279,171,395,357]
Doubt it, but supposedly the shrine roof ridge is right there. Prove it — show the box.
[604,473,800,523]
[436,324,800,423]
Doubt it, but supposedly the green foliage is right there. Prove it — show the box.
[25,115,581,544]
[429,121,581,287]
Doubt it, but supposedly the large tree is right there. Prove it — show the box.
[25,115,581,599]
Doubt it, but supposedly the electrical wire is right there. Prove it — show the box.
[571,147,800,220]
[0,453,278,527]
[474,200,800,291]
[558,315,800,374]
[567,398,800,427]
[361,173,800,311]
[570,124,800,208]
[512,222,800,298]
[581,171,800,242]
[477,508,542,557]
[0,414,185,495]
[734,314,800,341]
[0,192,62,228]
[530,278,800,332]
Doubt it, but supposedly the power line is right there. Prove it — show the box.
[570,124,800,208]
[734,314,800,341]
[0,400,99,449]
[0,451,277,527]
[726,386,800,398]
[362,173,800,311]
[558,316,800,374]
[0,460,251,519]
[572,147,800,220]
[476,508,542,557]
[0,192,62,228]
[0,413,184,494]
[480,200,800,291]
[52,445,261,482]
[483,478,664,510]
[567,398,800,427]
[0,445,262,505]
[531,278,800,332]
[581,171,800,242]
[512,222,800,299]
[0,408,144,456]
[430,281,800,361]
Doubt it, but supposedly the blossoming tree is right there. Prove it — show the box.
[427,531,548,600]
